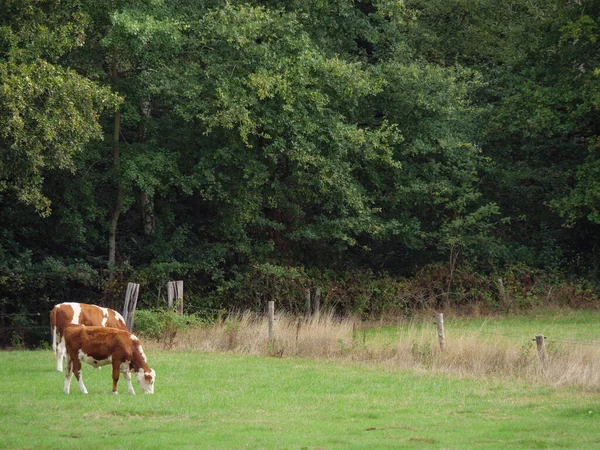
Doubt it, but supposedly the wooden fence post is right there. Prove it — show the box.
[497,278,508,311]
[122,282,140,332]
[304,288,311,315]
[168,280,184,314]
[167,281,174,309]
[268,301,275,346]
[296,318,301,346]
[535,334,546,367]
[435,312,445,351]
[314,287,321,316]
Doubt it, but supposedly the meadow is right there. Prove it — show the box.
[1,310,600,449]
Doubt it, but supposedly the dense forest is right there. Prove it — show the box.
[1,0,600,343]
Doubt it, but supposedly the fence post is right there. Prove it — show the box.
[304,288,311,315]
[497,278,508,311]
[168,280,184,314]
[296,318,301,346]
[435,312,445,351]
[535,334,546,367]
[314,287,321,316]
[167,281,174,309]
[268,301,275,346]
[122,282,140,332]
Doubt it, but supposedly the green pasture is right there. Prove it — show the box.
[1,344,599,449]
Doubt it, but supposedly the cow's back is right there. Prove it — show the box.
[52,303,127,333]
[64,326,133,360]
[100,307,128,331]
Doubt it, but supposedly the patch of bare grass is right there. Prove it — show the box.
[143,310,600,390]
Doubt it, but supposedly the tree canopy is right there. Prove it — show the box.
[1,0,599,328]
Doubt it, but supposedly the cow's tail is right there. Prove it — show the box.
[50,308,57,360]
[51,325,57,359]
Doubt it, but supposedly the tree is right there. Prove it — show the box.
[0,0,117,215]
[403,0,600,274]
[57,0,184,278]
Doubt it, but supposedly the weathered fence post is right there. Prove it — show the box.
[296,318,301,346]
[167,281,175,309]
[304,288,311,315]
[167,280,184,314]
[497,278,508,311]
[122,282,140,332]
[268,301,275,346]
[535,334,546,367]
[435,312,445,351]
[314,287,321,316]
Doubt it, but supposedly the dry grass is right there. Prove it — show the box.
[144,310,600,390]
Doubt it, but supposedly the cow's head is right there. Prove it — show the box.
[136,368,156,394]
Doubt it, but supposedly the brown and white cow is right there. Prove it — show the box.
[63,325,156,395]
[50,302,128,372]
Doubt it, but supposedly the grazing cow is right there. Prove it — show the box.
[63,325,156,395]
[50,302,128,372]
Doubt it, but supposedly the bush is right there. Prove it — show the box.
[133,310,163,340]
[133,309,207,348]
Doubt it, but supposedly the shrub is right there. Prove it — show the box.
[133,309,207,348]
[134,310,163,340]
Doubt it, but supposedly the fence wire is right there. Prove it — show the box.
[464,329,600,348]
[2,310,600,348]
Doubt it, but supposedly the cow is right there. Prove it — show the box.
[50,302,128,372]
[63,325,156,395]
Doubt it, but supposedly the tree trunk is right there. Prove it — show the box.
[140,190,155,236]
[138,99,155,236]
[108,49,122,282]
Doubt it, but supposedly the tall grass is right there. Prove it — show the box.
[143,310,600,390]
[160,310,357,358]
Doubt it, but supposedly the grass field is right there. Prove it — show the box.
[1,311,600,449]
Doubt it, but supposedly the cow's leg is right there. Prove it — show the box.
[123,370,135,395]
[56,337,66,372]
[64,354,72,394]
[72,357,88,394]
[111,361,121,395]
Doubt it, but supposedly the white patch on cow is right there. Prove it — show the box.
[139,346,148,363]
[67,303,82,325]
[123,369,135,394]
[135,368,155,394]
[77,371,88,394]
[51,325,57,355]
[113,310,126,325]
[97,306,109,327]
[52,324,61,371]
[56,339,66,372]
[131,337,148,363]
[78,349,111,368]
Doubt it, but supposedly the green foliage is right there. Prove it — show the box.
[134,309,206,347]
[0,0,118,214]
[132,309,163,340]
[1,0,600,338]
[553,138,600,226]
[0,252,103,346]
[217,263,309,312]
